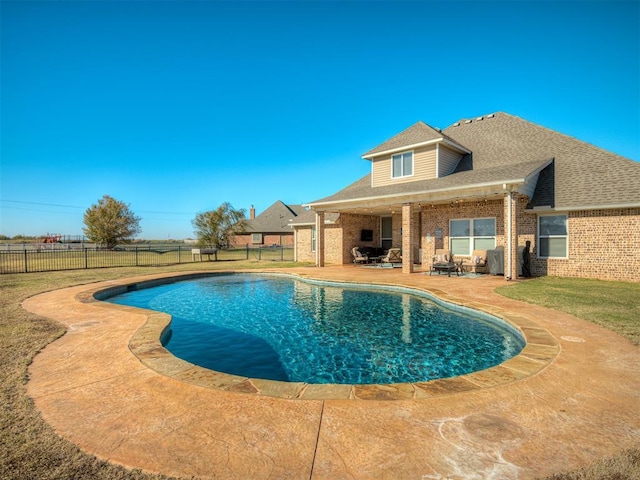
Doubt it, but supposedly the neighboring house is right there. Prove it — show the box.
[292,112,640,282]
[230,200,304,247]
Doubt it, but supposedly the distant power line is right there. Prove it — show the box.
[0,199,84,209]
[0,199,193,217]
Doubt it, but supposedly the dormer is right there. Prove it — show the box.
[363,121,471,188]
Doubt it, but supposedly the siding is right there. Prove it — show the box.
[438,145,463,177]
[372,145,437,187]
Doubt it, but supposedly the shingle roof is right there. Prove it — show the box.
[245,201,305,233]
[443,113,640,208]
[309,113,640,210]
[310,157,551,205]
[289,209,339,226]
[362,121,468,157]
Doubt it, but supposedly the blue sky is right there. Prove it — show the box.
[2,0,638,240]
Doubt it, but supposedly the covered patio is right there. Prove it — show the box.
[309,179,532,280]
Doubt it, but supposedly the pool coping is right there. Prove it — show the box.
[78,270,560,401]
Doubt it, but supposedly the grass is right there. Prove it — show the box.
[1,266,638,479]
[496,276,640,346]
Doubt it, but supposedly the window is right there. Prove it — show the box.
[251,233,263,244]
[538,215,567,258]
[450,218,496,256]
[311,226,316,252]
[392,151,413,178]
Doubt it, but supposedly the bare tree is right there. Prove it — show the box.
[192,202,247,248]
[83,195,141,249]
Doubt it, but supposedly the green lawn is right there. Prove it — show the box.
[496,276,640,346]
[1,267,638,479]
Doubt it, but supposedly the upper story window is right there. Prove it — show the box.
[538,214,568,258]
[392,151,413,178]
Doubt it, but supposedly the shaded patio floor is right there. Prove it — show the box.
[23,266,640,479]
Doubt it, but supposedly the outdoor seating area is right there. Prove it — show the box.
[351,247,402,267]
[430,249,461,277]
[460,249,488,275]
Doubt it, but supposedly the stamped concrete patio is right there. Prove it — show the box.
[23,267,640,479]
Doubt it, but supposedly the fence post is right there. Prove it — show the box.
[23,249,28,273]
[178,245,181,264]
[135,247,139,267]
[281,245,284,261]
[84,247,88,269]
[246,244,249,260]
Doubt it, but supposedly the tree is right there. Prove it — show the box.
[83,195,141,249]
[192,202,247,248]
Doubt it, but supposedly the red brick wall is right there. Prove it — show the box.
[532,208,640,282]
[296,203,640,282]
[230,233,294,247]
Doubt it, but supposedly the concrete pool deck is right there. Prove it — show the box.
[23,267,640,479]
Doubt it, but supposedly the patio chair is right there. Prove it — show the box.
[381,248,402,264]
[351,247,369,264]
[430,249,459,276]
[460,250,488,275]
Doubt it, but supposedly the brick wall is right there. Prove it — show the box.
[295,228,314,262]
[421,200,639,282]
[296,204,640,282]
[532,208,640,282]
[230,233,294,247]
[421,199,506,264]
[294,223,342,263]
[339,213,380,263]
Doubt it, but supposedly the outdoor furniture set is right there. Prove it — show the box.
[352,246,488,276]
[351,247,402,267]
[430,249,488,276]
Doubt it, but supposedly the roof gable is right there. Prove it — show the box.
[308,112,640,211]
[245,200,304,233]
[363,121,468,158]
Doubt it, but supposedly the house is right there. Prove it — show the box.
[229,200,304,247]
[292,112,640,282]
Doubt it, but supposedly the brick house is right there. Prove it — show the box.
[292,113,640,282]
[230,200,304,247]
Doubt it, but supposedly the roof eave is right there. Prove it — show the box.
[526,202,640,213]
[305,178,529,211]
[362,137,471,159]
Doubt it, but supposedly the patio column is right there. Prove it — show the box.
[315,211,325,267]
[401,203,415,273]
[504,191,518,280]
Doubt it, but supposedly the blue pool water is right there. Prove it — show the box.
[107,274,525,384]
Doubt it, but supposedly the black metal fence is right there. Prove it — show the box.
[0,244,295,274]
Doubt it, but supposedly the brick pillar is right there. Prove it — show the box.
[315,211,325,267]
[504,192,518,280]
[401,203,415,273]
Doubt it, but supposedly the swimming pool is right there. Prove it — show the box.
[107,273,525,384]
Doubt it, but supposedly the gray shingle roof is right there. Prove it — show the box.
[245,201,305,233]
[444,113,640,208]
[362,121,468,157]
[310,113,640,210]
[289,209,339,226]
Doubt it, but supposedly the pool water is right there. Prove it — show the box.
[108,274,525,384]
